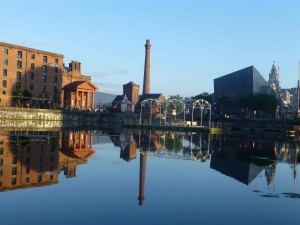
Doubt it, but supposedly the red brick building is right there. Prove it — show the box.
[0,42,98,109]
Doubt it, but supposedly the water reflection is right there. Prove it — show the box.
[1,128,299,205]
[0,130,94,191]
[109,129,299,204]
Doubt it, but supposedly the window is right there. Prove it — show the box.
[38,146,43,153]
[17,51,22,58]
[3,69,7,76]
[12,157,17,164]
[42,75,46,83]
[51,155,54,162]
[31,63,34,69]
[2,80,7,88]
[0,148,3,155]
[12,167,17,175]
[0,170,2,177]
[2,91,6,95]
[31,53,35,59]
[38,165,43,172]
[55,58,58,63]
[55,67,58,73]
[30,73,34,80]
[50,175,53,180]
[42,65,47,72]
[0,158,3,166]
[4,48,8,54]
[17,60,22,69]
[29,83,33,91]
[26,157,30,164]
[16,82,21,90]
[43,56,47,63]
[12,178,16,185]
[26,167,30,174]
[54,76,57,83]
[41,85,46,93]
[38,156,43,163]
[27,147,30,153]
[12,148,17,154]
[37,175,42,182]
[26,177,29,183]
[4,58,8,65]
[16,71,21,79]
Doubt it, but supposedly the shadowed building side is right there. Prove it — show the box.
[143,39,151,95]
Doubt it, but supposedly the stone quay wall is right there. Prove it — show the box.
[0,108,100,130]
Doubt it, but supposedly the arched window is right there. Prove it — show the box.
[42,65,47,72]
[4,58,8,65]
[43,56,47,63]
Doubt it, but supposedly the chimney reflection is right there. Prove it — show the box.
[138,151,147,206]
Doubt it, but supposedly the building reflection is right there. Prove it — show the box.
[210,135,299,190]
[108,130,300,204]
[0,130,94,191]
[60,130,95,178]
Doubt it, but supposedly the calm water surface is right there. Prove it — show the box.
[0,129,299,225]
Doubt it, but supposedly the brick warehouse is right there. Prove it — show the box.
[0,42,98,109]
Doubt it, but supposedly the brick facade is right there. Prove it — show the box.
[0,42,63,107]
[0,42,98,108]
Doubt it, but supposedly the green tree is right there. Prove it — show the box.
[218,95,232,108]
[23,89,32,105]
[170,94,183,100]
[192,92,212,103]
[53,86,61,108]
[239,95,253,109]
[253,94,277,118]
[13,89,24,107]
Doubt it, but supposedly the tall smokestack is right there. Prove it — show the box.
[143,39,151,95]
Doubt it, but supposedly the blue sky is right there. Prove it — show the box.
[1,0,300,97]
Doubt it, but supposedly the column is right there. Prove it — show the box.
[91,92,95,109]
[79,131,82,149]
[87,91,90,109]
[89,131,92,148]
[74,91,77,108]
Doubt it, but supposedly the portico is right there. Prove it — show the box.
[63,80,98,109]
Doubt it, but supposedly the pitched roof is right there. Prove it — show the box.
[112,94,132,104]
[139,93,163,101]
[63,80,99,91]
[124,81,139,87]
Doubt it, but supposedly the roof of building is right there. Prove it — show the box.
[215,65,263,81]
[112,94,132,104]
[139,93,163,101]
[63,66,71,73]
[0,41,64,58]
[124,81,139,87]
[63,80,99,91]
